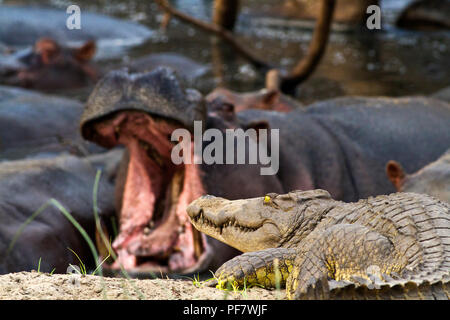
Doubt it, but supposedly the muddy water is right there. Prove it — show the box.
[3,0,449,104]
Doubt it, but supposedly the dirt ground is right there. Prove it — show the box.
[0,271,285,300]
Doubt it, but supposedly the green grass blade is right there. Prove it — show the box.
[91,169,104,277]
[49,198,100,266]
[7,201,52,256]
[67,247,87,274]
[7,169,147,299]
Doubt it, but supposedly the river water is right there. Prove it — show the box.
[2,0,449,103]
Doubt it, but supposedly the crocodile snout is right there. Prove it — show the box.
[186,202,202,219]
[187,195,217,219]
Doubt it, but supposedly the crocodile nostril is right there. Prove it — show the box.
[186,203,201,219]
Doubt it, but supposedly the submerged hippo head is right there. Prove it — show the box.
[80,67,209,274]
[0,38,97,90]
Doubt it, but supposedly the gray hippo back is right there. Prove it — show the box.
[0,150,121,274]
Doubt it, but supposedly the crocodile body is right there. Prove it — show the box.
[187,190,450,299]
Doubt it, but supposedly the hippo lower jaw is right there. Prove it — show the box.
[110,165,208,274]
[93,111,209,275]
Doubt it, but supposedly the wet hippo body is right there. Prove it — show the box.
[396,0,450,30]
[0,38,97,90]
[386,149,450,203]
[127,53,210,82]
[243,0,379,31]
[433,86,450,104]
[79,68,450,276]
[0,85,102,160]
[0,150,121,274]
[0,6,153,47]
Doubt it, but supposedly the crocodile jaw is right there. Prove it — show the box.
[187,196,282,252]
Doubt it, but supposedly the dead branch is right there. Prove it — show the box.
[276,0,336,94]
[154,0,336,95]
[213,0,240,31]
[154,0,271,70]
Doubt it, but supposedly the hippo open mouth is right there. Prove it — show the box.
[91,110,209,274]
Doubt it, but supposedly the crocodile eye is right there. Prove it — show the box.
[264,195,271,204]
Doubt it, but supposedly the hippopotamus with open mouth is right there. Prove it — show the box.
[80,67,450,276]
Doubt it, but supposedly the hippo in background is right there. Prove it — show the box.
[396,0,450,31]
[79,67,450,276]
[0,85,103,161]
[386,149,450,204]
[432,86,450,104]
[0,38,97,90]
[127,53,210,83]
[0,149,122,274]
[0,5,153,47]
[0,37,210,92]
[0,5,211,93]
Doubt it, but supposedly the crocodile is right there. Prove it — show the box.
[187,190,450,299]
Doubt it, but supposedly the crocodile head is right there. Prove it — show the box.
[187,189,334,252]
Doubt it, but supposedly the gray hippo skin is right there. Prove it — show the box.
[0,149,122,274]
[396,0,450,30]
[127,53,210,82]
[433,86,450,104]
[0,6,153,47]
[0,85,102,160]
[0,38,97,90]
[386,149,450,203]
[79,68,450,276]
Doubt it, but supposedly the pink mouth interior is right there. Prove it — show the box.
[93,111,206,274]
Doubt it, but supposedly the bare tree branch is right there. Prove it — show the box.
[277,0,336,94]
[154,0,271,70]
[213,0,240,31]
[154,0,336,95]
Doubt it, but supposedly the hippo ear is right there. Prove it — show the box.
[220,101,235,114]
[75,41,96,62]
[244,120,270,142]
[208,97,236,121]
[35,38,60,64]
[244,120,270,132]
[261,89,280,106]
[386,160,406,191]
